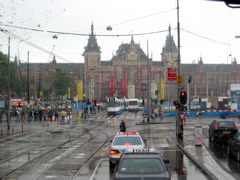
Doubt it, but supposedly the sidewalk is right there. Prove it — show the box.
[136,115,237,180]
[179,119,236,180]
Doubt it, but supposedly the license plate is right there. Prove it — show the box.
[223,131,231,134]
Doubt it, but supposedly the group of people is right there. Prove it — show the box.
[14,108,72,122]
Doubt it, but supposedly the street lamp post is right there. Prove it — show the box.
[7,36,10,132]
[227,54,232,108]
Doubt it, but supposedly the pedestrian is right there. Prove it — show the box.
[119,119,126,132]
[83,107,88,120]
[21,109,25,122]
[39,109,43,121]
[55,110,59,121]
[61,110,66,123]
[34,110,38,121]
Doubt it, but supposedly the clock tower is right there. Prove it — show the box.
[83,23,101,100]
[83,23,101,69]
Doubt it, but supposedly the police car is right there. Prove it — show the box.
[113,149,170,180]
[109,132,146,166]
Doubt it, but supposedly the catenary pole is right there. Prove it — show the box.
[176,0,182,138]
[7,36,10,131]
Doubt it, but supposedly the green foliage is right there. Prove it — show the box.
[54,70,72,96]
[0,52,27,97]
[41,69,72,97]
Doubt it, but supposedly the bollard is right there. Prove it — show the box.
[12,125,14,135]
[1,124,3,134]
[22,123,24,133]
[195,125,202,146]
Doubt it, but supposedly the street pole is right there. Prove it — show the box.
[147,56,151,122]
[227,54,231,109]
[27,51,30,105]
[177,0,182,138]
[7,36,10,131]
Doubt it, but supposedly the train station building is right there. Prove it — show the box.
[20,24,240,105]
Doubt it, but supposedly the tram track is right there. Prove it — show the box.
[0,120,109,180]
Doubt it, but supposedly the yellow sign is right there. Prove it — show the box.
[158,79,164,99]
[177,75,182,84]
[67,87,71,98]
[77,81,83,101]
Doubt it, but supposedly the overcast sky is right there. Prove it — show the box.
[0,0,239,64]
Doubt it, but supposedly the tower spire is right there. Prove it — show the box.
[91,22,94,35]
[168,24,171,37]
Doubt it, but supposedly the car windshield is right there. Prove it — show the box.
[113,137,142,145]
[218,121,234,128]
[119,158,164,174]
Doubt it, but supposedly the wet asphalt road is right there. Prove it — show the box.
[0,111,239,179]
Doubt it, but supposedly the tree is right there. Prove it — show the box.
[54,70,72,97]
[0,52,27,98]
[41,69,72,99]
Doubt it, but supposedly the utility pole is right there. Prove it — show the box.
[7,36,10,131]
[147,55,151,123]
[27,51,30,105]
[176,0,182,138]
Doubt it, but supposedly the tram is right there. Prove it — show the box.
[127,98,140,112]
[107,97,126,116]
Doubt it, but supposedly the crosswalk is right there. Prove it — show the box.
[93,111,144,119]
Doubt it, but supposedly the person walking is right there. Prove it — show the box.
[55,110,59,121]
[119,119,126,132]
[61,110,66,124]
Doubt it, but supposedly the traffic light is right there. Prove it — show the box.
[178,105,187,111]
[179,121,183,131]
[173,100,180,107]
[179,90,187,105]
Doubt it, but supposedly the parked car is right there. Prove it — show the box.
[228,132,240,161]
[112,149,170,180]
[208,120,238,142]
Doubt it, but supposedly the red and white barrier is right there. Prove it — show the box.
[199,109,239,113]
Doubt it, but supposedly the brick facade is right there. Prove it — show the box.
[20,24,240,103]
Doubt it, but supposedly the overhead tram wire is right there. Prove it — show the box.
[0,23,170,37]
[0,26,170,63]
[104,8,176,28]
[0,28,73,63]
[181,28,231,46]
[0,7,176,34]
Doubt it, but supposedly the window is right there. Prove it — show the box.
[218,121,234,128]
[113,137,142,145]
[119,158,164,174]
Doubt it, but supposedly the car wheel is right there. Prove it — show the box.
[237,151,240,162]
[227,146,231,156]
[109,160,114,168]
[211,136,215,142]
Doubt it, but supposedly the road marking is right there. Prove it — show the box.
[90,158,103,180]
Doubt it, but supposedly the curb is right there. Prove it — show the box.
[176,142,218,180]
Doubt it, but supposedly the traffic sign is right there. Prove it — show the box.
[178,113,186,121]
[177,75,182,83]
[167,68,176,81]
